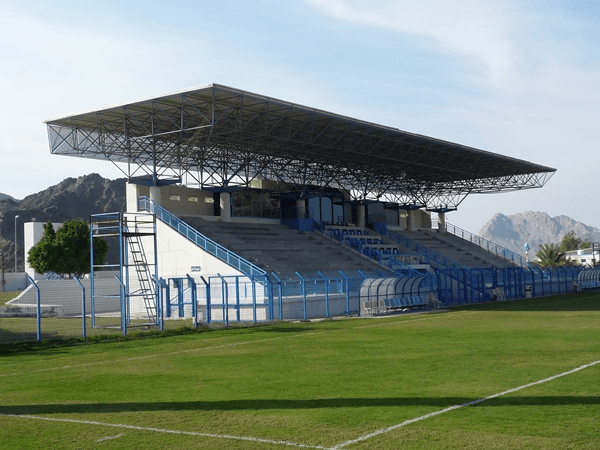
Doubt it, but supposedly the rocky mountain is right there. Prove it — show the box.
[0,193,18,202]
[478,211,600,256]
[0,174,126,271]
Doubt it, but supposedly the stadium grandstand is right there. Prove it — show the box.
[32,83,583,331]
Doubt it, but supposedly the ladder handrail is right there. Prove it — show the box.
[138,197,266,277]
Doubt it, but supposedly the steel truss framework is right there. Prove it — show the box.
[46,83,555,210]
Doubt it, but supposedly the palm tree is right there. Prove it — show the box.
[535,243,569,266]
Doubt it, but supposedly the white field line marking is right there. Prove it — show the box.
[0,311,473,379]
[332,359,600,449]
[2,359,599,450]
[96,433,125,442]
[0,414,331,450]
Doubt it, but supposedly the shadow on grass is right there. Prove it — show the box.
[1,396,599,415]
[453,292,600,312]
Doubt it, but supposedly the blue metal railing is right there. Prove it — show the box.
[374,224,485,300]
[383,227,470,272]
[138,197,266,278]
[445,222,527,267]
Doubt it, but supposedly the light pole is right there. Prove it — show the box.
[14,214,20,273]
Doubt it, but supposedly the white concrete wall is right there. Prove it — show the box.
[129,183,216,217]
[143,220,244,281]
[414,210,432,229]
[24,221,63,280]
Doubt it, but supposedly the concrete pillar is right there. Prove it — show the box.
[221,192,231,222]
[296,198,306,218]
[437,212,446,233]
[398,209,406,231]
[357,204,366,228]
[149,185,161,206]
[407,209,416,232]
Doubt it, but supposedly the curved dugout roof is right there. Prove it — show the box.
[46,83,555,209]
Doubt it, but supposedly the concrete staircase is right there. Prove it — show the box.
[399,229,518,269]
[180,217,395,279]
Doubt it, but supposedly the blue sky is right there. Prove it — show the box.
[1,0,599,233]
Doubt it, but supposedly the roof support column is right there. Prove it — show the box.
[221,192,232,222]
[296,198,306,217]
[150,185,162,206]
[437,212,446,233]
[407,209,416,232]
[398,209,406,231]
[357,204,366,229]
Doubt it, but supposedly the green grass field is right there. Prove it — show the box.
[1,293,599,449]
[0,291,19,307]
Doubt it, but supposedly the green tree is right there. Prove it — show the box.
[27,220,108,277]
[536,243,570,266]
[559,231,581,253]
[27,221,59,274]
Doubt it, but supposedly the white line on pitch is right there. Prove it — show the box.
[96,433,125,442]
[331,359,600,449]
[0,414,332,449]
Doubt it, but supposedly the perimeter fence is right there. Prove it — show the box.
[1,265,589,345]
[0,270,379,344]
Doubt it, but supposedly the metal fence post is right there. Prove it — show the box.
[115,275,127,336]
[295,272,307,320]
[26,275,41,342]
[187,274,198,329]
[317,271,329,318]
[339,270,351,316]
[217,273,229,327]
[270,272,283,320]
[74,276,86,339]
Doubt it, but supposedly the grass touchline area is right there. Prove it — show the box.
[1,292,599,449]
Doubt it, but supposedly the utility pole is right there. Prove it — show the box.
[14,214,20,273]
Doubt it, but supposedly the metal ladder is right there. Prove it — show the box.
[125,222,157,323]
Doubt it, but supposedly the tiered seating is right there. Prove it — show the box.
[319,222,422,275]
[179,217,396,279]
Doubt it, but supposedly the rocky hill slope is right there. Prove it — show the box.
[0,174,126,271]
[478,211,600,256]
[0,193,18,202]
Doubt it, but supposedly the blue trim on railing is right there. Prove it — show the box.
[384,228,470,272]
[138,197,266,278]
[445,222,527,267]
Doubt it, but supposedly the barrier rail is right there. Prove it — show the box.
[138,197,266,278]
[445,222,527,267]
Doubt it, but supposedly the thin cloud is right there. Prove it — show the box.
[302,0,516,80]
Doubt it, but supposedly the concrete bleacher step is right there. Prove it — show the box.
[181,217,395,277]
[390,229,518,269]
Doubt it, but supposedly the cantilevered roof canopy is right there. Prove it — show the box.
[46,83,555,209]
